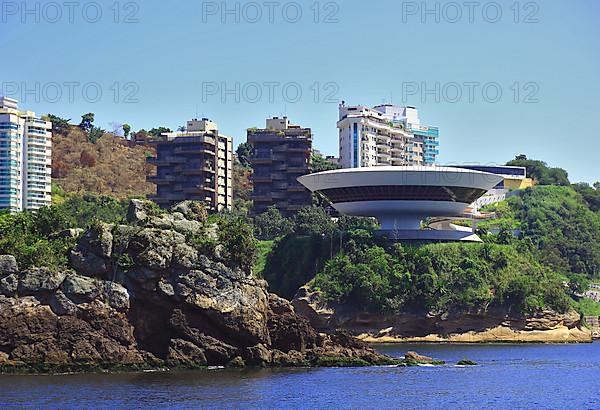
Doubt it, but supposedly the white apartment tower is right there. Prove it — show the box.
[337,102,439,168]
[0,97,52,212]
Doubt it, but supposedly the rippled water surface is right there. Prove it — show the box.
[1,342,599,409]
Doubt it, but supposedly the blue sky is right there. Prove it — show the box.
[2,0,599,182]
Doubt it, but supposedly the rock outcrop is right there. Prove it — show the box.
[293,287,592,343]
[0,201,395,373]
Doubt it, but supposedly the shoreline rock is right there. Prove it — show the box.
[293,287,592,344]
[0,201,398,374]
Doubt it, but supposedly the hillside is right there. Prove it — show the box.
[52,127,155,199]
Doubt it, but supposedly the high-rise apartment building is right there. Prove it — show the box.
[248,117,312,217]
[0,97,52,212]
[147,118,233,212]
[337,102,439,168]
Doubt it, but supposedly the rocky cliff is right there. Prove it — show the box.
[293,287,592,343]
[0,201,395,373]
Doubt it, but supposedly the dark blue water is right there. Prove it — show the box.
[1,343,599,409]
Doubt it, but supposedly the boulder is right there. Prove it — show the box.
[0,274,18,296]
[0,255,18,277]
[170,201,208,223]
[18,268,67,294]
[102,282,130,311]
[167,338,207,366]
[70,250,109,278]
[127,228,186,272]
[69,223,113,279]
[62,274,101,301]
[126,199,150,224]
[48,290,79,316]
[405,351,433,363]
[244,343,272,366]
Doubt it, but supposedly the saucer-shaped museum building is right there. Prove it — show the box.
[298,166,503,242]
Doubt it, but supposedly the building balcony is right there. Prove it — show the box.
[182,185,216,194]
[287,166,308,173]
[253,175,273,183]
[182,167,216,175]
[147,175,181,184]
[147,156,187,166]
[252,193,272,201]
[174,147,216,156]
[251,155,274,164]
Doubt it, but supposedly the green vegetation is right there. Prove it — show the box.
[236,142,253,168]
[576,298,600,316]
[311,152,340,173]
[254,240,275,274]
[312,240,571,314]
[507,155,570,186]
[480,186,600,279]
[0,207,75,270]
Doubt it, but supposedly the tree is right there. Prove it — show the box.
[88,126,105,143]
[148,127,172,138]
[122,124,131,139]
[293,206,335,236]
[177,125,186,132]
[506,156,570,186]
[311,153,339,173]
[79,113,95,133]
[253,206,294,240]
[236,142,253,167]
[218,216,257,273]
[572,183,600,212]
[45,114,71,135]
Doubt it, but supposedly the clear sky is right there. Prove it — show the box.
[2,0,599,183]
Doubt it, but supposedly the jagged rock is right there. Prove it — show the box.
[167,338,207,366]
[69,224,113,278]
[173,263,270,345]
[18,268,67,294]
[157,280,175,297]
[245,343,272,366]
[0,297,144,367]
[405,351,433,363]
[172,243,198,269]
[69,250,109,278]
[227,356,246,368]
[62,274,101,301]
[127,228,186,272]
[48,290,79,315]
[126,199,150,224]
[0,274,18,296]
[0,200,397,372]
[170,201,208,223]
[0,255,18,276]
[102,282,130,311]
[50,229,84,240]
[271,349,306,366]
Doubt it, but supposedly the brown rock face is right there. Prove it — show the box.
[0,201,393,372]
[292,287,592,344]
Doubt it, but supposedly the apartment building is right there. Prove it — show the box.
[0,97,52,212]
[147,118,233,212]
[338,102,439,168]
[248,117,312,217]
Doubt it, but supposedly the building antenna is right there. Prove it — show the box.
[195,104,198,119]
